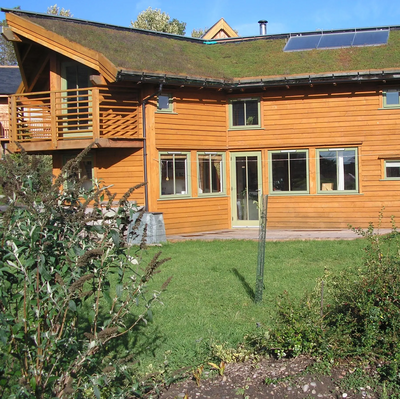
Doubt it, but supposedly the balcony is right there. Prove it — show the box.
[8,87,142,152]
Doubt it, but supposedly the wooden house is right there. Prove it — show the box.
[2,8,400,235]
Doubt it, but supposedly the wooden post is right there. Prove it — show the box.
[8,95,17,152]
[91,88,100,140]
[50,91,57,149]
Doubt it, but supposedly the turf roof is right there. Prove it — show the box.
[11,12,400,81]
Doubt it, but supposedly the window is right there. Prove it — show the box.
[269,150,308,193]
[63,155,93,191]
[384,160,400,179]
[160,152,190,196]
[317,148,358,192]
[230,98,260,128]
[157,94,173,113]
[383,89,400,108]
[198,153,224,195]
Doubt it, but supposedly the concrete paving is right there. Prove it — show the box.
[167,228,393,242]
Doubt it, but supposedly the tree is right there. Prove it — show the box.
[191,28,208,38]
[131,7,186,35]
[0,7,20,66]
[47,4,73,17]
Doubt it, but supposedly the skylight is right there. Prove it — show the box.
[284,29,389,52]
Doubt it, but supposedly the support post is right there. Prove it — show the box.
[255,195,268,303]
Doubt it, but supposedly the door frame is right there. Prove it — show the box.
[230,151,262,227]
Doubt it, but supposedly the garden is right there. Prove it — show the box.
[1,149,400,398]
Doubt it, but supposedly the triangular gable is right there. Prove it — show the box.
[5,13,118,83]
[202,18,238,40]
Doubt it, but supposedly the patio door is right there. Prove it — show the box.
[231,152,262,227]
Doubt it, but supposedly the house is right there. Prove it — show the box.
[202,18,238,40]
[2,8,400,235]
[0,65,21,156]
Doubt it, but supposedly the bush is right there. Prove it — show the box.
[0,147,171,398]
[249,214,400,387]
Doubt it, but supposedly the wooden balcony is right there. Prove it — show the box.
[8,87,142,152]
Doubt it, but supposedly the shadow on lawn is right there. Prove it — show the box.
[231,268,254,301]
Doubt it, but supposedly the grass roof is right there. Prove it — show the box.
[19,13,400,81]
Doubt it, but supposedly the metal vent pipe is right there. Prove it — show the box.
[258,20,268,35]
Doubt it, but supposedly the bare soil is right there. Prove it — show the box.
[158,356,379,399]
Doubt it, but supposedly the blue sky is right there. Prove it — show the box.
[2,0,400,37]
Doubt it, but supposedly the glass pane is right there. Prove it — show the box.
[210,154,223,193]
[319,151,337,191]
[245,101,258,125]
[247,156,259,220]
[353,30,389,46]
[386,91,400,106]
[198,155,210,193]
[158,95,170,110]
[386,162,400,178]
[290,152,307,191]
[161,156,174,195]
[271,153,289,191]
[284,34,320,51]
[175,156,187,195]
[318,32,355,49]
[232,102,245,126]
[343,150,356,190]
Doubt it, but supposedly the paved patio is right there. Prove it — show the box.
[167,228,393,242]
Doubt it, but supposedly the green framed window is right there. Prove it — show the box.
[229,98,260,128]
[157,94,174,113]
[384,160,400,179]
[198,152,225,195]
[383,89,400,108]
[160,152,190,197]
[269,150,309,194]
[317,148,358,193]
[63,155,93,191]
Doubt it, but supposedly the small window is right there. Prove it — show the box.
[157,94,173,113]
[384,160,400,179]
[383,90,400,108]
[198,153,224,195]
[317,148,358,193]
[63,155,93,191]
[160,152,190,197]
[269,150,309,194]
[230,98,260,128]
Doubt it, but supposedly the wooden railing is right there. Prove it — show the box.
[8,87,140,149]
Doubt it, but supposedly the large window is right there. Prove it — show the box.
[269,150,308,193]
[230,98,260,128]
[317,148,358,192]
[198,153,224,195]
[160,152,190,197]
[383,89,400,108]
[384,160,400,179]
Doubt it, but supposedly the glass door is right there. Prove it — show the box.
[231,152,262,227]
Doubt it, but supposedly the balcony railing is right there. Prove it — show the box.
[8,87,141,151]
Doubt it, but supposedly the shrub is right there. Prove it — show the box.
[0,147,171,398]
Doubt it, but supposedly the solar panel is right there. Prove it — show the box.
[284,29,389,52]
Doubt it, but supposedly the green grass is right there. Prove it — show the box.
[129,238,366,373]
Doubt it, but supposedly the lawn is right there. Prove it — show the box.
[130,238,366,374]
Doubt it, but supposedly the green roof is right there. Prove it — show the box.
[9,11,400,82]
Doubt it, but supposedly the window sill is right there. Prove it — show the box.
[155,111,178,115]
[316,191,360,195]
[269,191,309,196]
[380,178,400,181]
[159,195,192,200]
[378,107,400,110]
[198,193,228,198]
[228,126,264,131]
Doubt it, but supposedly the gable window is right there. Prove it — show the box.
[160,152,190,196]
[157,94,174,113]
[269,150,308,193]
[317,148,358,192]
[383,89,400,108]
[230,98,260,128]
[384,160,400,179]
[198,153,224,195]
[63,155,93,191]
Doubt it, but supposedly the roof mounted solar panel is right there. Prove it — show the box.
[283,34,321,51]
[318,32,355,49]
[353,30,389,46]
[284,29,390,52]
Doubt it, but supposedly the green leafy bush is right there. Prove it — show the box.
[0,147,171,398]
[249,214,400,389]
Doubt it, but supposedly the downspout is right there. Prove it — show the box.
[142,83,163,212]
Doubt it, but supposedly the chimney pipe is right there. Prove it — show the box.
[258,20,268,35]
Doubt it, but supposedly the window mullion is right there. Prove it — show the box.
[337,151,345,190]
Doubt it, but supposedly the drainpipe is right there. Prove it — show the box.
[142,83,163,212]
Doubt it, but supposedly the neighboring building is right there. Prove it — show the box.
[2,8,400,235]
[0,65,21,156]
[202,18,238,40]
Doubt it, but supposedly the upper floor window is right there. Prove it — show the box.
[384,160,400,179]
[157,94,174,113]
[317,148,358,193]
[160,152,190,197]
[230,98,260,128]
[269,150,309,194]
[198,153,224,195]
[383,89,400,108]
